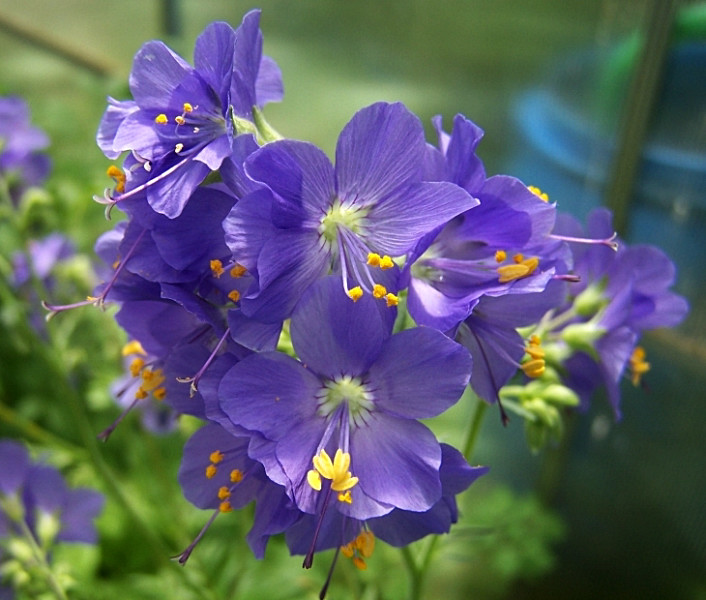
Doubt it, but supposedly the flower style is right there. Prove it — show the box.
[97,10,282,218]
[218,276,472,533]
[223,101,477,322]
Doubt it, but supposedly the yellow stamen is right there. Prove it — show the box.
[385,293,399,308]
[338,490,353,503]
[352,557,367,570]
[308,449,358,493]
[306,469,322,491]
[122,340,146,356]
[513,253,524,264]
[135,387,148,400]
[153,387,167,401]
[379,255,394,270]
[209,450,224,464]
[140,368,165,392]
[522,358,545,378]
[341,543,355,558]
[175,115,186,126]
[348,286,363,302]
[230,469,244,483]
[372,284,387,299]
[228,289,241,303]
[210,259,225,278]
[629,346,650,386]
[217,486,231,500]
[106,165,126,193]
[129,357,145,377]
[205,464,218,479]
[497,263,530,283]
[219,501,233,513]
[522,256,539,275]
[528,185,549,202]
[154,113,168,125]
[183,102,194,113]
[366,253,381,267]
[495,250,507,263]
[230,264,247,278]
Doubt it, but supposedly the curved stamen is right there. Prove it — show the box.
[176,327,231,396]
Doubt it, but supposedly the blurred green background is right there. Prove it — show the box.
[0,1,705,599]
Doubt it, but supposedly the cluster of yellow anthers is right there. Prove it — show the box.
[341,531,375,570]
[122,341,167,401]
[522,334,546,378]
[307,449,358,504]
[527,185,550,202]
[495,250,540,284]
[629,346,650,386]
[209,259,248,304]
[203,449,245,512]
[154,102,195,127]
[346,253,399,307]
[106,165,126,193]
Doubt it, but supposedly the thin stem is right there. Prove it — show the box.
[462,396,488,462]
[15,517,70,600]
[400,545,422,600]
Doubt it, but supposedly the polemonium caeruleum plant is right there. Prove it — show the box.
[39,8,688,600]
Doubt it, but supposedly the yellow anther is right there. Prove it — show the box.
[205,464,218,479]
[372,284,387,299]
[209,450,224,464]
[219,501,233,513]
[495,250,507,263]
[141,368,165,392]
[228,290,241,303]
[513,253,524,264]
[153,387,167,401]
[338,490,353,504]
[629,346,650,386]
[175,115,186,126]
[307,469,322,491]
[367,253,381,267]
[309,449,358,493]
[355,531,375,558]
[497,263,531,283]
[521,256,539,275]
[341,543,355,558]
[106,165,126,193]
[385,293,399,308]
[528,185,549,202]
[230,264,247,278]
[183,102,194,113]
[217,486,231,500]
[230,469,244,483]
[379,255,394,270]
[122,340,146,356]
[154,113,168,124]
[174,143,184,154]
[210,259,225,278]
[135,387,148,400]
[522,358,546,378]
[524,341,545,360]
[352,557,367,570]
[129,357,145,377]
[347,286,363,302]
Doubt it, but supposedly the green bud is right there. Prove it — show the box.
[542,383,580,407]
[252,106,284,143]
[36,510,61,548]
[573,283,607,317]
[561,322,605,354]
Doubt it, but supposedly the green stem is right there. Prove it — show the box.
[462,396,488,462]
[15,517,70,600]
[400,545,422,600]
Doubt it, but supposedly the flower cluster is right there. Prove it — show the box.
[0,440,104,597]
[67,9,687,597]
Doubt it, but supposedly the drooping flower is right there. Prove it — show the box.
[97,10,282,218]
[217,276,472,566]
[223,101,477,322]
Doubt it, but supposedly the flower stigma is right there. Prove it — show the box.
[316,375,374,426]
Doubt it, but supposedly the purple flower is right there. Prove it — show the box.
[97,10,282,218]
[0,96,50,201]
[218,276,472,534]
[0,440,104,545]
[223,102,477,322]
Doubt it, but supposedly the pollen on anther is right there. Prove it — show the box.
[219,501,233,513]
[217,486,231,500]
[379,255,394,270]
[348,286,363,302]
[205,464,218,479]
[372,284,387,299]
[230,264,247,278]
[513,253,524,264]
[122,340,146,356]
[106,165,126,193]
[528,185,549,202]
[367,253,381,267]
[338,490,353,504]
[135,387,148,400]
[129,357,145,377]
[228,290,241,303]
[175,115,186,126]
[209,450,224,464]
[495,250,507,263]
[230,469,244,483]
[154,113,168,125]
[153,387,167,401]
[522,358,545,378]
[210,259,225,278]
[385,293,399,307]
[183,102,194,113]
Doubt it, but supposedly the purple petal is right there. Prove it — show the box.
[193,22,236,106]
[96,98,138,158]
[290,276,387,378]
[129,41,192,108]
[57,489,104,543]
[0,441,29,494]
[255,55,284,106]
[335,102,425,207]
[351,413,442,513]
[367,327,471,419]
